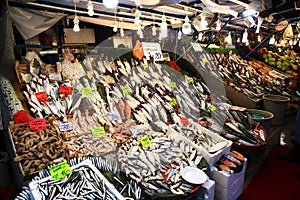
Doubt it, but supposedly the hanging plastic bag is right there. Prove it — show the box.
[132,40,144,60]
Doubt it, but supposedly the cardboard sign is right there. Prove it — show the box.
[35,92,47,103]
[30,118,46,131]
[59,85,72,95]
[141,42,164,61]
[170,98,177,106]
[81,87,92,97]
[49,161,72,181]
[58,123,74,131]
[91,126,105,136]
[13,110,30,124]
[122,86,131,94]
[138,135,152,147]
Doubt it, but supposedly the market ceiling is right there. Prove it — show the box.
[7,0,300,34]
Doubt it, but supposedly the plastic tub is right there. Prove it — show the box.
[246,109,274,132]
[263,94,290,126]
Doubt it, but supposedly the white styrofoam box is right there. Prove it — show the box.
[214,175,244,200]
[167,124,232,166]
[206,158,247,188]
[202,179,215,200]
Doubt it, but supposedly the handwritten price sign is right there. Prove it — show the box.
[138,136,152,147]
[59,85,72,95]
[142,42,164,61]
[58,123,73,131]
[169,98,177,106]
[81,87,92,97]
[92,126,105,136]
[30,118,46,131]
[49,161,72,181]
[35,92,47,103]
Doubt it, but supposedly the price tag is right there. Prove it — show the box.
[130,125,144,135]
[191,42,203,52]
[91,126,105,136]
[86,71,93,79]
[35,92,47,103]
[58,123,73,131]
[13,110,30,124]
[49,73,61,81]
[187,77,194,84]
[122,86,131,94]
[49,161,72,181]
[169,82,176,89]
[59,85,72,95]
[169,98,177,106]
[30,118,46,131]
[142,63,148,70]
[141,42,164,61]
[106,113,120,121]
[208,105,217,111]
[163,53,170,61]
[81,87,92,97]
[138,135,152,147]
[180,116,189,126]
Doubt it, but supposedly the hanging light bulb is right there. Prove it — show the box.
[242,29,248,43]
[120,27,124,37]
[269,35,275,45]
[87,0,94,16]
[134,9,141,25]
[73,2,80,32]
[257,35,262,42]
[216,19,221,31]
[73,16,80,32]
[182,15,191,34]
[200,14,208,31]
[137,24,142,36]
[246,41,249,46]
[113,20,118,32]
[152,25,157,36]
[237,37,241,43]
[160,15,168,38]
[289,40,293,46]
[103,0,119,9]
[225,32,232,45]
[178,30,182,40]
[198,32,203,42]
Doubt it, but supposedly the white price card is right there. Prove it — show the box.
[142,42,164,61]
[58,123,74,131]
[191,42,203,52]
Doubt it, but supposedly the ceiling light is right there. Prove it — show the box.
[200,14,208,31]
[178,30,182,40]
[120,27,124,37]
[257,35,261,42]
[160,15,168,38]
[242,9,257,17]
[134,9,141,25]
[182,15,191,35]
[216,19,221,31]
[73,16,80,32]
[198,32,203,42]
[152,25,157,36]
[87,0,94,16]
[269,35,275,45]
[225,32,232,45]
[113,21,118,32]
[289,40,293,46]
[137,24,142,36]
[103,0,119,9]
[242,29,248,43]
[237,37,241,43]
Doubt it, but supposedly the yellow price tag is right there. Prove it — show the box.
[208,105,217,111]
[81,87,92,97]
[170,98,177,106]
[86,71,93,79]
[122,86,131,94]
[49,161,71,181]
[142,63,148,70]
[91,126,105,136]
[169,82,176,89]
[187,77,194,84]
[138,136,152,147]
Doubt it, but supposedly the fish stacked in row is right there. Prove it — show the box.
[117,130,204,195]
[11,123,70,175]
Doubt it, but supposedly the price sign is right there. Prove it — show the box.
[59,85,72,95]
[81,87,92,97]
[141,42,164,61]
[122,86,131,94]
[187,77,194,84]
[191,42,203,52]
[92,126,105,136]
[49,161,72,181]
[138,135,152,147]
[30,118,46,131]
[35,92,47,103]
[180,116,189,126]
[208,105,217,111]
[169,98,177,106]
[130,125,144,135]
[58,123,74,131]
[169,82,176,89]
[142,63,148,70]
[106,113,120,121]
[13,110,30,124]
[49,73,61,81]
